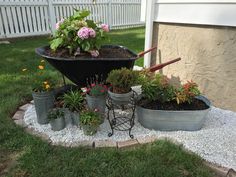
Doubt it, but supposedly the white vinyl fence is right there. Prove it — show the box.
[0,0,143,38]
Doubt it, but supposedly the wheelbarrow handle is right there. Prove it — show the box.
[148,57,181,72]
[137,46,157,58]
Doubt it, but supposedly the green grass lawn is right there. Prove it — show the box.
[0,27,215,177]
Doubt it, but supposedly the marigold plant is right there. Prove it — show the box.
[22,60,55,92]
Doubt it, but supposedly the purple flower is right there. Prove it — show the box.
[101,24,109,32]
[89,28,96,38]
[55,19,64,30]
[77,27,90,40]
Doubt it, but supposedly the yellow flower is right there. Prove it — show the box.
[38,65,44,70]
[45,84,50,89]
[22,68,27,72]
[41,59,45,63]
[43,81,48,85]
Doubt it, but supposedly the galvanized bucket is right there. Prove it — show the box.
[50,116,65,131]
[70,111,80,126]
[63,108,74,127]
[32,91,55,124]
[86,94,106,123]
[108,90,133,105]
[137,95,211,131]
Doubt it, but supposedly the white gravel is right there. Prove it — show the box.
[24,105,236,170]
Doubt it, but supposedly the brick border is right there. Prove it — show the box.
[13,101,235,176]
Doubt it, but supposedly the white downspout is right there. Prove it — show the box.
[144,0,155,68]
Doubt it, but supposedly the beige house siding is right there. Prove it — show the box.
[152,23,236,111]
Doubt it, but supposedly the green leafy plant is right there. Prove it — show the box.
[142,74,175,103]
[175,81,201,104]
[50,9,109,57]
[80,110,100,126]
[106,68,139,93]
[139,72,201,104]
[47,108,64,120]
[61,90,84,112]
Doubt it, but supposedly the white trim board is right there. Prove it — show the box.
[156,0,236,4]
[154,2,236,27]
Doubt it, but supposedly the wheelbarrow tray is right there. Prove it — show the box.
[35,45,137,87]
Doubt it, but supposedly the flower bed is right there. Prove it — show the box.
[14,101,236,171]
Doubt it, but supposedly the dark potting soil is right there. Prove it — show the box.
[137,98,209,111]
[45,47,134,59]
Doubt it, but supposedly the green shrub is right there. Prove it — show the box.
[140,73,175,103]
[106,68,139,93]
[175,81,201,104]
[139,72,201,104]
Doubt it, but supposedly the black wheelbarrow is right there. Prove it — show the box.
[35,45,180,87]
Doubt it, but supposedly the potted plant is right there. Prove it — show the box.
[80,110,101,136]
[22,60,55,124]
[61,90,84,126]
[106,68,139,105]
[48,108,65,131]
[84,78,108,122]
[35,9,138,86]
[136,73,211,131]
[50,9,109,57]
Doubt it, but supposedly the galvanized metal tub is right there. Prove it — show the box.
[136,96,211,131]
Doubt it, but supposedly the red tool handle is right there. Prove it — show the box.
[137,46,157,58]
[148,58,181,72]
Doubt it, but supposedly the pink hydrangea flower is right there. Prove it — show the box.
[77,27,90,40]
[89,50,99,57]
[101,24,109,32]
[55,19,64,30]
[94,108,99,112]
[89,28,96,38]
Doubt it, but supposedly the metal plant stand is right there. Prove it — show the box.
[106,91,137,139]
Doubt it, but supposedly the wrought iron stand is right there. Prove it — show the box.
[106,91,137,139]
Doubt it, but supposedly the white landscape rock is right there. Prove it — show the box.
[133,65,143,71]
[24,105,236,170]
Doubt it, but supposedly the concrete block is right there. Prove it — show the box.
[94,140,117,148]
[117,139,138,148]
[12,110,24,120]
